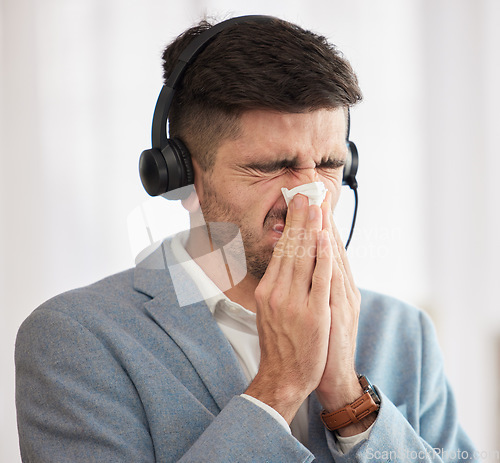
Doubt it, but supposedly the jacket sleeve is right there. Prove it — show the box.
[322,310,479,462]
[15,307,313,463]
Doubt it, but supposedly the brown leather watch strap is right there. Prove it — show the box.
[320,391,379,431]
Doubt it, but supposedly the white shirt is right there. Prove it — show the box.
[170,233,370,453]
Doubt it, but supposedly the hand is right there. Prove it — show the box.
[245,194,333,424]
[315,192,370,436]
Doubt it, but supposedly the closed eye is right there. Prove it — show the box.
[316,158,345,170]
[242,157,345,174]
[244,159,297,174]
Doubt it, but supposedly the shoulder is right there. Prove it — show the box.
[17,268,152,339]
[44,268,142,310]
[359,288,433,333]
[357,288,439,366]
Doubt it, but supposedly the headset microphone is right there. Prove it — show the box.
[344,110,359,249]
[138,15,359,247]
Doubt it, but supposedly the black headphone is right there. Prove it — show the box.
[139,15,359,200]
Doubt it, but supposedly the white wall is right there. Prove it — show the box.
[422,0,500,454]
[1,0,498,461]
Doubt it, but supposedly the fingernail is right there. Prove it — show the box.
[309,206,317,221]
[294,194,307,209]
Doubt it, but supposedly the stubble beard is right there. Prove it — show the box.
[198,182,276,280]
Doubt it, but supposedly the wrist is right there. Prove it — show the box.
[316,375,362,412]
[335,411,377,437]
[318,375,380,437]
[245,374,310,424]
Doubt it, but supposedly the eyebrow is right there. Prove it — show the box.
[243,156,345,173]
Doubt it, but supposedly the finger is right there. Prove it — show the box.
[256,206,296,304]
[310,230,334,308]
[259,195,301,285]
[273,193,309,288]
[285,194,309,237]
[260,235,286,285]
[289,203,323,289]
[329,217,356,291]
[321,190,332,231]
[325,210,357,302]
[320,191,349,277]
[320,191,357,295]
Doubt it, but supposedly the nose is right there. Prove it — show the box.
[282,167,319,190]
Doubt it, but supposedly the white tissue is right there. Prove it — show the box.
[281,181,327,207]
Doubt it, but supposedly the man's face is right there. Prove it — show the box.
[194,108,348,279]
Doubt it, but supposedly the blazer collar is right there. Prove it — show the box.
[133,242,173,298]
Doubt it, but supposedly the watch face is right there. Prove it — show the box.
[368,387,381,405]
[359,375,381,405]
[321,375,380,431]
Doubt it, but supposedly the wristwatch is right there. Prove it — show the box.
[320,375,381,431]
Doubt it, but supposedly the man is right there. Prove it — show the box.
[16,16,477,462]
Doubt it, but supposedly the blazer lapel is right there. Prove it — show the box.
[134,243,248,412]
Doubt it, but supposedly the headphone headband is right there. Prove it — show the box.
[139,15,360,247]
[140,15,359,199]
[152,15,275,149]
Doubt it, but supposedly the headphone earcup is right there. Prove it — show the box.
[139,138,194,198]
[162,138,194,199]
[139,147,169,196]
[343,140,359,189]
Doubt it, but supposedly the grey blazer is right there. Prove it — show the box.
[16,249,477,462]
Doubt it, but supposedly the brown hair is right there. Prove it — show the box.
[162,17,362,170]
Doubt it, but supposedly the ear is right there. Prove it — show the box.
[181,157,206,214]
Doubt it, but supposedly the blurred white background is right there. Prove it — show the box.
[1,0,499,461]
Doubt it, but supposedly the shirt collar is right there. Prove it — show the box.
[170,232,256,323]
